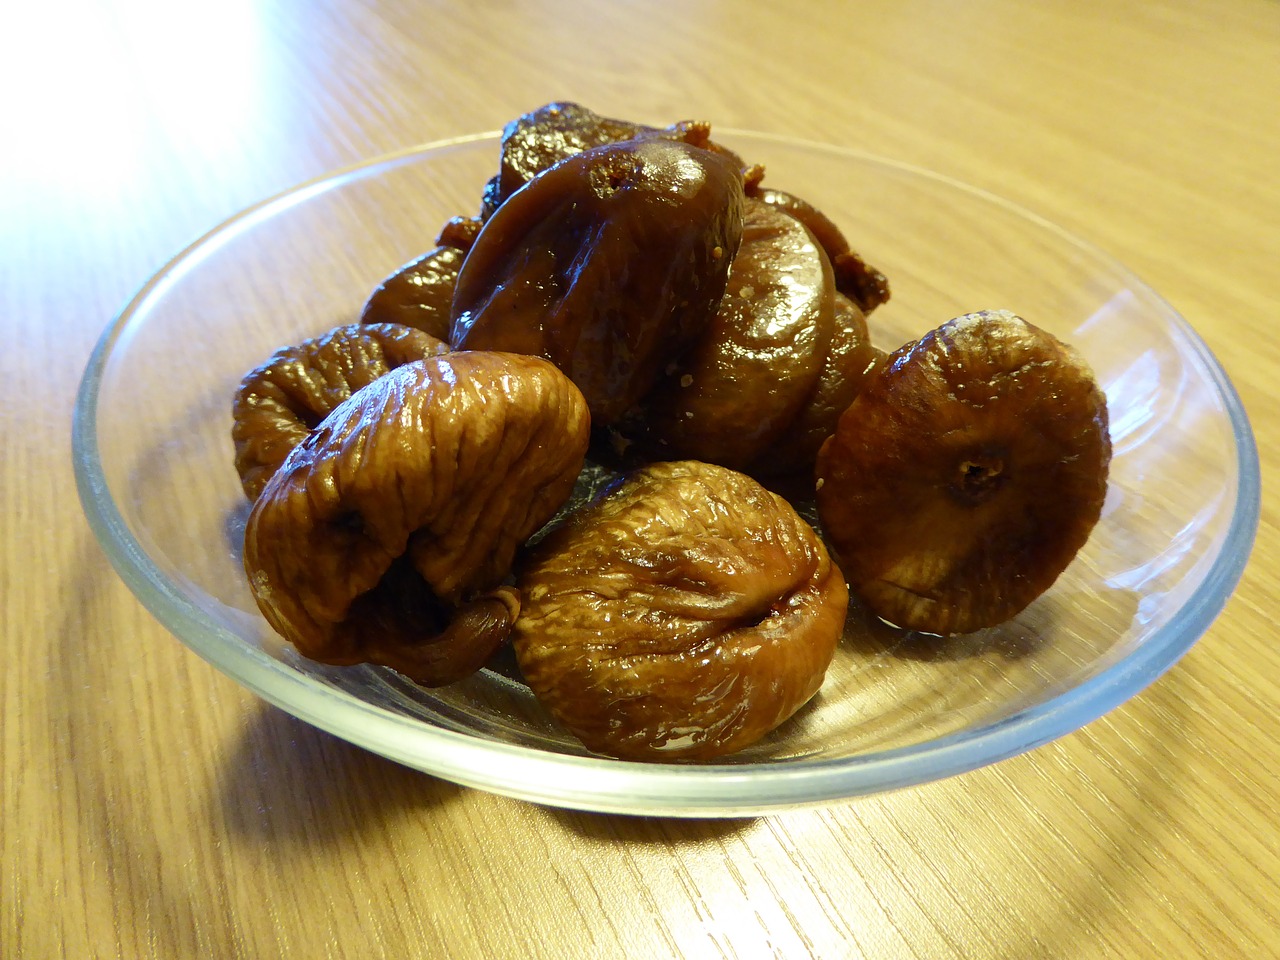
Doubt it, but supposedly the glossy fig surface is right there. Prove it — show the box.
[749,185,891,313]
[815,310,1111,635]
[232,322,448,501]
[243,351,591,685]
[635,198,836,468]
[488,101,744,214]
[513,460,848,761]
[755,291,884,474]
[359,216,482,341]
[452,138,745,424]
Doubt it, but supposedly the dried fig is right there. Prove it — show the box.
[513,460,848,761]
[815,310,1111,634]
[359,216,482,340]
[634,198,836,468]
[752,292,885,474]
[487,101,745,214]
[232,322,448,501]
[243,351,591,685]
[434,215,483,250]
[452,138,745,425]
[749,185,891,313]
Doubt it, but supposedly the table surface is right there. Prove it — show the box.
[5,1,1278,957]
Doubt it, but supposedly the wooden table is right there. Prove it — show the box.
[5,1,1278,956]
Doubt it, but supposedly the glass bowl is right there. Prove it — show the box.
[73,130,1259,817]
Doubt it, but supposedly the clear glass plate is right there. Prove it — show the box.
[72,130,1259,816]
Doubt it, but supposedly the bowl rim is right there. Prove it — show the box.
[72,130,1262,816]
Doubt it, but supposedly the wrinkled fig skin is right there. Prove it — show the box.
[486,101,746,215]
[749,185,891,314]
[815,310,1111,635]
[359,216,482,340]
[751,292,885,475]
[513,461,848,761]
[635,198,836,469]
[452,138,746,425]
[243,352,591,686]
[232,323,448,502]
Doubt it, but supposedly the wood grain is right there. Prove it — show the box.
[4,0,1278,957]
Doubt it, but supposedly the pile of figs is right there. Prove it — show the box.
[231,103,1111,761]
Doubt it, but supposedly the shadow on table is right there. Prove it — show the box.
[548,807,757,845]
[215,703,467,847]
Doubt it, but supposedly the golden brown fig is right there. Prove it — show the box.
[815,310,1111,635]
[632,198,836,469]
[243,352,591,685]
[513,461,848,761]
[452,138,745,425]
[359,217,482,340]
[232,323,448,501]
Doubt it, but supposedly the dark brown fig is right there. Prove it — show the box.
[359,248,463,341]
[748,185,891,314]
[815,310,1111,635]
[486,101,745,215]
[435,215,482,250]
[490,102,652,211]
[513,460,848,761]
[632,198,836,469]
[451,138,746,425]
[243,351,591,686]
[232,322,448,502]
[359,216,482,340]
[751,292,885,475]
